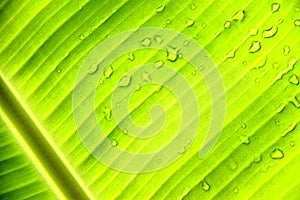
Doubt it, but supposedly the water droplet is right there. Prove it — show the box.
[111,139,118,147]
[88,64,98,75]
[278,18,284,24]
[262,25,278,38]
[249,41,261,53]
[123,129,128,135]
[104,65,114,78]
[190,3,196,10]
[289,74,299,85]
[166,19,171,24]
[295,7,300,12]
[233,10,245,21]
[56,69,61,74]
[249,28,258,36]
[140,38,151,47]
[281,122,297,137]
[166,49,178,62]
[290,141,295,147]
[156,4,165,13]
[271,3,280,12]
[234,187,239,194]
[183,40,189,46]
[228,159,238,170]
[224,49,236,60]
[191,70,197,76]
[241,123,247,129]
[289,96,300,108]
[224,21,231,28]
[272,62,279,69]
[283,45,290,56]
[254,57,267,69]
[128,52,135,61]
[202,23,207,28]
[201,180,210,191]
[79,3,83,10]
[118,76,132,87]
[253,154,262,163]
[270,148,284,159]
[295,19,300,27]
[185,18,195,27]
[276,104,285,113]
[178,146,186,154]
[154,60,164,69]
[275,119,281,126]
[243,61,247,66]
[103,106,111,120]
[154,35,163,44]
[78,34,85,40]
[239,134,250,144]
[142,71,152,82]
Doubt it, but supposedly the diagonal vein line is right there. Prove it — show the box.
[0,73,94,200]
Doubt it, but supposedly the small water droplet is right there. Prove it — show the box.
[270,148,284,159]
[183,40,189,46]
[104,65,114,78]
[118,76,132,87]
[234,187,239,194]
[241,123,247,129]
[278,18,284,24]
[202,23,207,28]
[140,38,151,47]
[283,45,290,56]
[295,7,300,12]
[262,25,278,38]
[103,106,111,120]
[281,122,297,137]
[166,49,178,62]
[233,10,245,21]
[88,64,98,75]
[185,18,195,27]
[271,3,280,12]
[275,119,281,126]
[272,62,279,69]
[295,19,300,27]
[276,104,285,113]
[111,139,118,147]
[154,35,163,44]
[228,159,238,170]
[289,96,300,108]
[156,4,165,13]
[56,69,61,74]
[224,21,231,29]
[123,129,128,135]
[243,61,247,66]
[79,3,83,10]
[128,52,135,61]
[249,28,258,36]
[201,180,210,191]
[154,60,164,69]
[224,49,236,60]
[290,141,295,147]
[78,34,85,40]
[289,74,299,85]
[178,146,186,154]
[239,134,250,144]
[190,3,196,10]
[249,41,261,53]
[254,57,267,69]
[253,154,262,163]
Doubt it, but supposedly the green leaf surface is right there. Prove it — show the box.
[0,0,300,199]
